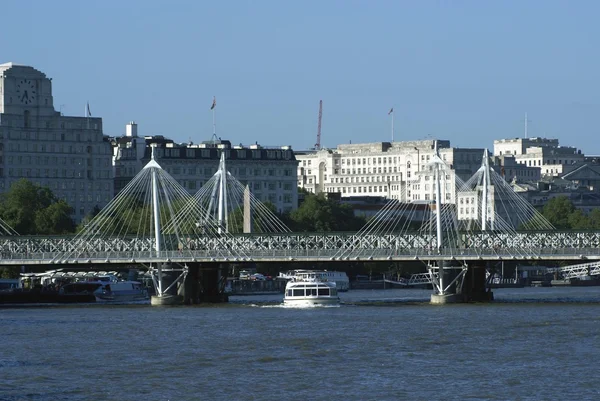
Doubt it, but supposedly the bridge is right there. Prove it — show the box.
[0,230,599,265]
[1,145,598,304]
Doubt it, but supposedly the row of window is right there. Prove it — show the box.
[330,175,401,184]
[7,155,109,167]
[412,193,452,201]
[8,129,102,142]
[6,142,110,155]
[518,159,579,167]
[161,148,294,161]
[6,168,110,179]
[411,183,453,191]
[177,180,295,192]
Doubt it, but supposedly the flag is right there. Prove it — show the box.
[388,107,393,115]
[86,102,92,117]
[210,97,216,110]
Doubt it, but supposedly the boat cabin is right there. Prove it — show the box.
[285,282,338,297]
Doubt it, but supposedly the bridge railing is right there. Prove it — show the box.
[2,245,599,265]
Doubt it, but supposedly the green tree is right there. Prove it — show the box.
[289,193,365,232]
[35,201,76,234]
[541,196,575,229]
[0,179,75,234]
[589,209,600,229]
[227,202,288,234]
[568,209,591,230]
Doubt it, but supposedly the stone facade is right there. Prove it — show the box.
[111,126,299,213]
[493,137,585,177]
[296,139,484,204]
[0,62,113,222]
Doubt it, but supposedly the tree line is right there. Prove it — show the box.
[0,179,598,235]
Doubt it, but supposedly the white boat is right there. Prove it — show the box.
[283,275,340,306]
[94,280,149,302]
[279,269,350,291]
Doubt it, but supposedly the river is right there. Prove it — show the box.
[1,287,599,401]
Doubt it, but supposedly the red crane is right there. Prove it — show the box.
[315,100,322,150]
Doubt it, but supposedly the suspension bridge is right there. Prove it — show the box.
[0,145,598,304]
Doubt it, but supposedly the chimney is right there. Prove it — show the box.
[126,121,138,137]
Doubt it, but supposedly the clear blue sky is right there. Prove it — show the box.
[2,0,599,153]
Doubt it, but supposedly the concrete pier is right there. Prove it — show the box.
[430,293,462,304]
[151,294,184,306]
[430,264,493,304]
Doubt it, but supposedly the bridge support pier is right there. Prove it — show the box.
[429,261,493,304]
[461,263,494,302]
[150,263,186,306]
[177,263,229,304]
[430,293,462,304]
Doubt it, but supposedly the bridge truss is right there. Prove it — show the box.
[1,230,599,265]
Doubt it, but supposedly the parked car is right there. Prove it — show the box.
[239,271,251,280]
[250,273,266,281]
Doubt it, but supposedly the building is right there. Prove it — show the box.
[561,162,600,192]
[296,139,484,204]
[493,137,585,177]
[492,155,541,184]
[0,62,113,222]
[112,126,299,213]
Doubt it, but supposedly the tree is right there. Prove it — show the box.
[541,196,575,229]
[0,179,75,235]
[568,209,591,230]
[589,209,600,229]
[227,202,288,234]
[289,193,365,232]
[35,201,76,234]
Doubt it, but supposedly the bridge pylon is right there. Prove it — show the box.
[146,146,187,305]
[428,141,485,304]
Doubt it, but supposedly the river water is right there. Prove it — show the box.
[1,287,599,401]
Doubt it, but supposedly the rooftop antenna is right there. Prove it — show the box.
[315,100,322,150]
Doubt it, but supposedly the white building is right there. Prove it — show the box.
[296,139,484,203]
[112,127,299,213]
[493,137,584,177]
[0,62,113,222]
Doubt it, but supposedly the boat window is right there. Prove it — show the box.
[318,288,329,296]
[293,289,304,297]
[287,290,293,296]
[307,288,317,296]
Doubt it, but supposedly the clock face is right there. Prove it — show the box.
[16,79,36,105]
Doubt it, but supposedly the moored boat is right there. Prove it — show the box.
[94,281,149,302]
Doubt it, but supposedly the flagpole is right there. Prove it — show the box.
[391,109,394,142]
[213,107,216,139]
[211,96,217,143]
[86,102,90,130]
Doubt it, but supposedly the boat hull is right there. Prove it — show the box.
[95,292,149,303]
[0,290,96,304]
[283,296,340,306]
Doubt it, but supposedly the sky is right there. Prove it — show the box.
[2,0,599,154]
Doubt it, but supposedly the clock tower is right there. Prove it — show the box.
[0,62,55,117]
[0,62,113,224]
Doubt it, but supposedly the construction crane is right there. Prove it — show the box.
[315,100,322,150]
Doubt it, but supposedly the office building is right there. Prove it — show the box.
[0,62,113,222]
